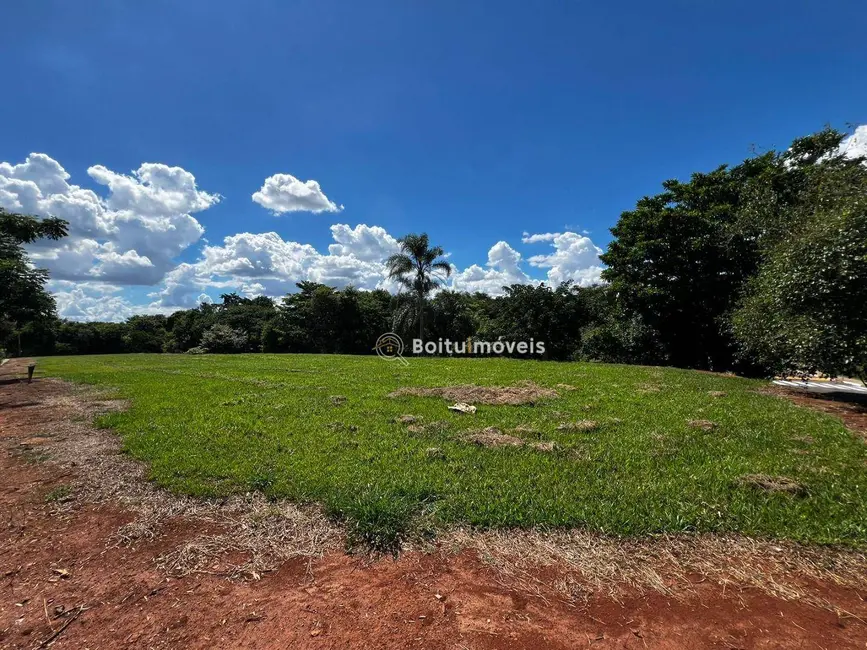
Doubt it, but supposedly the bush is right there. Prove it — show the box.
[200,324,248,354]
[733,200,867,379]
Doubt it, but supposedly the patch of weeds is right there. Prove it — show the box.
[45,485,72,503]
[336,490,435,556]
[248,467,277,494]
[17,447,51,464]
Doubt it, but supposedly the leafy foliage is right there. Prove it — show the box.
[0,208,68,353]
[732,146,867,379]
[386,233,451,338]
[200,323,249,354]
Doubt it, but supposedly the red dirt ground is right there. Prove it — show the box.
[2,363,866,649]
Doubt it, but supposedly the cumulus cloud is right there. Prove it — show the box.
[149,226,607,310]
[521,231,559,244]
[526,231,604,286]
[327,224,399,261]
[252,173,342,214]
[839,125,867,161]
[450,241,533,295]
[48,281,172,322]
[149,224,396,308]
[3,150,610,320]
[88,163,219,216]
[0,153,219,285]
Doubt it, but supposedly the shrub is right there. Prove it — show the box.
[200,324,248,354]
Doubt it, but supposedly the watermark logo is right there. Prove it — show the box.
[375,333,545,363]
[373,332,409,366]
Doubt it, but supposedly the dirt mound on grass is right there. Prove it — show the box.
[388,381,558,405]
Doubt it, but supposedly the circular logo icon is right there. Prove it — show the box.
[374,332,407,364]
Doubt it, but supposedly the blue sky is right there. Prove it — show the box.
[1,0,865,320]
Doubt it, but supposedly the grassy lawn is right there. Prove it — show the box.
[41,354,867,550]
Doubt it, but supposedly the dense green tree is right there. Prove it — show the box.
[0,208,68,355]
[122,315,168,353]
[481,283,584,360]
[428,290,478,343]
[54,321,127,355]
[732,135,867,379]
[200,323,248,353]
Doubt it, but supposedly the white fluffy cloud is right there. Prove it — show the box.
[526,231,604,286]
[252,173,342,214]
[327,224,399,261]
[149,224,398,308]
[2,151,610,320]
[137,224,607,312]
[0,153,219,285]
[48,281,173,322]
[839,125,867,161]
[450,241,533,295]
[521,231,559,244]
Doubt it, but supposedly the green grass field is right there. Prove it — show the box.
[41,354,867,550]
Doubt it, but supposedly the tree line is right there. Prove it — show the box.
[2,127,865,380]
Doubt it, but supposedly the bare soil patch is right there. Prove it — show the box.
[388,381,559,405]
[2,360,867,649]
[764,384,867,441]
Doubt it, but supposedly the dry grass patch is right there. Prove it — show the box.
[463,427,525,448]
[688,419,718,431]
[395,414,419,424]
[557,420,598,432]
[406,420,450,435]
[388,381,558,406]
[9,380,339,579]
[737,474,807,496]
[444,528,867,611]
[707,390,727,398]
[461,427,555,451]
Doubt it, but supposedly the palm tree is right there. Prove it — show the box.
[386,233,451,339]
